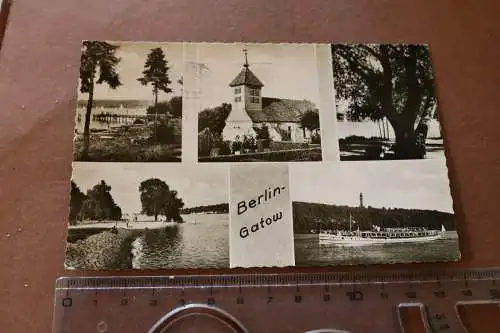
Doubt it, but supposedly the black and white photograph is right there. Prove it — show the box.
[333,44,445,161]
[291,160,460,266]
[65,163,229,269]
[196,43,323,162]
[73,41,183,162]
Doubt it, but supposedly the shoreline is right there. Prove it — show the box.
[68,221,178,230]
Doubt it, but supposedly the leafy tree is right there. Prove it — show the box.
[138,48,172,107]
[145,96,182,119]
[79,180,122,221]
[332,44,437,158]
[198,103,231,134]
[139,178,184,222]
[69,181,86,224]
[169,96,182,118]
[146,101,172,115]
[79,41,122,160]
[300,110,320,132]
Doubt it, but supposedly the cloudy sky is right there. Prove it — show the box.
[77,41,185,102]
[290,160,454,213]
[71,163,228,215]
[191,43,322,109]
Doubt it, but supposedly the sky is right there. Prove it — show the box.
[77,41,185,102]
[71,163,228,215]
[290,160,454,213]
[190,43,321,109]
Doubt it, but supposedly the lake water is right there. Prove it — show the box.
[131,213,229,269]
[294,234,461,266]
[130,214,460,268]
[74,108,147,133]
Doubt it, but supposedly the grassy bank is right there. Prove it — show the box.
[73,136,181,162]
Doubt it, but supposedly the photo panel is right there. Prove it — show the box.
[229,163,294,268]
[290,160,460,266]
[74,41,184,162]
[194,43,329,163]
[332,44,445,161]
[66,162,229,269]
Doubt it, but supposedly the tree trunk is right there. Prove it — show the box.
[82,80,94,161]
[154,86,158,143]
[392,120,424,159]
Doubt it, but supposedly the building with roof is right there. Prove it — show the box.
[222,50,319,143]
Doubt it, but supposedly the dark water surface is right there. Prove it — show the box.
[132,213,229,269]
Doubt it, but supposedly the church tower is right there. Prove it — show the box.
[223,48,264,141]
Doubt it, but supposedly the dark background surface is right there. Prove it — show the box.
[0,0,499,332]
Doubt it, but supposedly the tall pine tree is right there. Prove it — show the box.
[79,41,122,160]
[138,48,172,108]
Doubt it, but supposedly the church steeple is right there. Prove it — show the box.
[243,47,249,68]
[229,48,264,88]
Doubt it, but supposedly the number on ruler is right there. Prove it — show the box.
[62,298,72,307]
[346,290,363,301]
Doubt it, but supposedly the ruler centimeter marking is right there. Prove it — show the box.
[53,268,500,333]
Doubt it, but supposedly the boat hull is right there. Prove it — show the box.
[319,234,442,246]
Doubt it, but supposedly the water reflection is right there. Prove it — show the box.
[133,214,229,269]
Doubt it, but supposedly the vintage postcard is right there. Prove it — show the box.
[65,42,459,270]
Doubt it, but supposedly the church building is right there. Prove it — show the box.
[222,50,319,143]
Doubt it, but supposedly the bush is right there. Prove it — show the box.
[133,118,145,125]
[242,135,256,151]
[219,140,232,155]
[231,140,242,152]
[148,120,175,144]
[311,132,321,144]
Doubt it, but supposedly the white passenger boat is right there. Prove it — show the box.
[319,214,446,245]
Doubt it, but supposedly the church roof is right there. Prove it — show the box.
[247,98,317,123]
[229,67,264,88]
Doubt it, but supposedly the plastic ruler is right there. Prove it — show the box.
[52,268,500,333]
